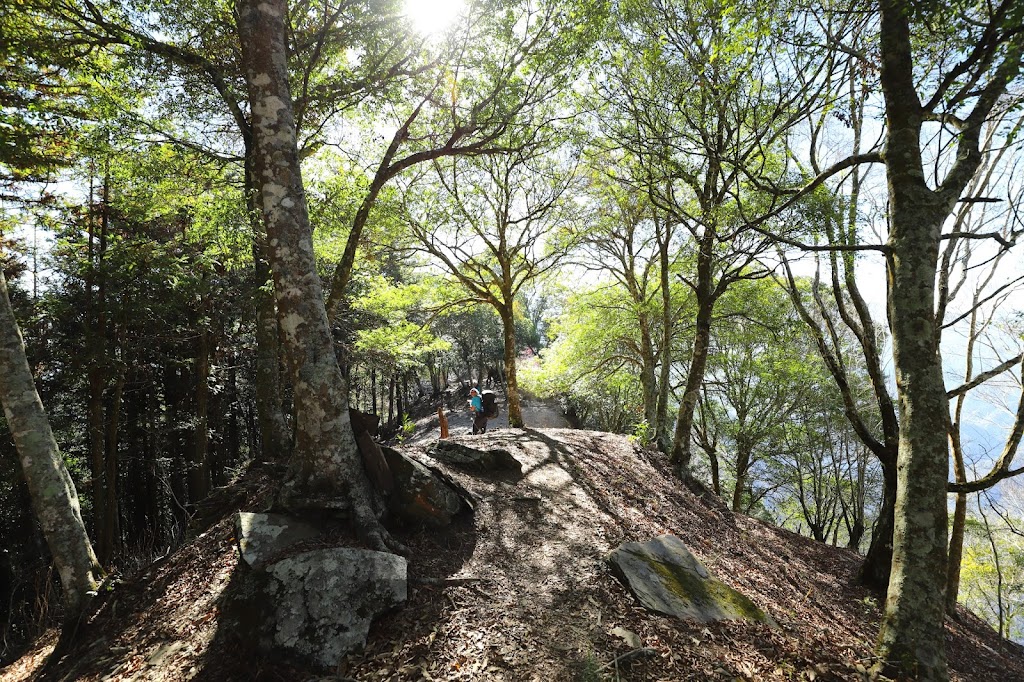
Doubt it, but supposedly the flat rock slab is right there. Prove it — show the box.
[235,512,322,569]
[607,535,774,626]
[264,548,407,669]
[427,440,523,475]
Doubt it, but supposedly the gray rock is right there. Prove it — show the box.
[607,535,774,626]
[234,512,322,569]
[356,431,395,496]
[262,548,407,669]
[380,446,471,526]
[427,440,522,475]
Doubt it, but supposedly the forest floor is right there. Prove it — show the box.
[3,424,1022,681]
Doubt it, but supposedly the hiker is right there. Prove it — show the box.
[468,387,488,434]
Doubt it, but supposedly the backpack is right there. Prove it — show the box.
[481,390,499,418]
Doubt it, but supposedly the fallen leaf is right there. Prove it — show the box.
[609,626,642,648]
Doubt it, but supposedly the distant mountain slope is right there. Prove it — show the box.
[3,429,1021,681]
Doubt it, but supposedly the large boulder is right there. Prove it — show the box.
[607,535,775,626]
[427,439,522,475]
[231,512,408,670]
[234,512,322,569]
[380,445,472,527]
[260,548,407,669]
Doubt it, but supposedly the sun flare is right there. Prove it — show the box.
[403,0,465,35]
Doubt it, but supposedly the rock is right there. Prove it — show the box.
[356,431,395,496]
[607,535,775,626]
[379,445,472,526]
[349,408,380,438]
[427,440,522,475]
[232,547,407,671]
[262,548,407,669]
[234,512,322,569]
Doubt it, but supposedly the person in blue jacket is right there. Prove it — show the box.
[468,387,487,434]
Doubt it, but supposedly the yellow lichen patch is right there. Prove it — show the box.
[637,552,770,623]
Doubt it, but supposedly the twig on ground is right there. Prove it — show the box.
[600,647,659,670]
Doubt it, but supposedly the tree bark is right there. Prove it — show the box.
[500,305,524,428]
[189,322,212,502]
[670,259,715,483]
[251,206,290,460]
[655,221,674,453]
[859,452,896,588]
[236,0,397,551]
[0,267,102,613]
[732,437,752,512]
[874,4,950,677]
[103,345,125,560]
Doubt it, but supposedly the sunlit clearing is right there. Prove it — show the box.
[404,0,464,35]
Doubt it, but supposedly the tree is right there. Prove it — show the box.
[320,0,608,321]
[873,1,1024,678]
[46,0,418,463]
[235,0,398,549]
[939,114,1024,614]
[696,280,833,512]
[0,257,104,616]
[599,0,845,482]
[407,131,583,427]
[574,167,680,450]
[0,0,104,618]
[528,280,663,434]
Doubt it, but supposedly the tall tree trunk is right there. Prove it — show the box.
[86,368,109,561]
[0,267,102,614]
[189,323,212,502]
[396,373,404,425]
[251,203,290,460]
[388,375,395,426]
[145,387,163,547]
[86,174,113,563]
[877,211,949,678]
[732,438,752,512]
[500,306,524,428]
[875,6,950,676]
[103,347,125,560]
[848,451,866,552]
[372,368,380,411]
[946,293,982,614]
[860,450,896,588]
[236,0,397,551]
[655,222,673,453]
[670,272,715,483]
[638,318,658,442]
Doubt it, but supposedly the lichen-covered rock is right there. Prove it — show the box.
[380,445,471,526]
[607,535,775,626]
[427,440,522,475]
[234,512,321,569]
[262,548,407,669]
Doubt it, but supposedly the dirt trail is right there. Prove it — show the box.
[407,387,568,444]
